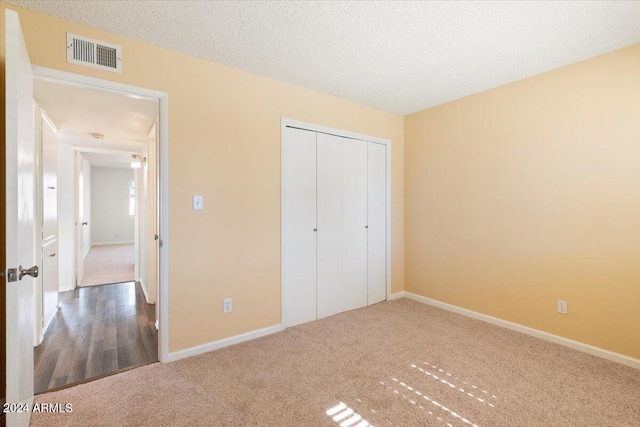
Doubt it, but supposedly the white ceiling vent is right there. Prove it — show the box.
[66,33,122,73]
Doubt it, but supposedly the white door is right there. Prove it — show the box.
[316,133,344,319]
[367,142,387,304]
[342,138,368,310]
[41,115,58,331]
[41,116,57,240]
[41,241,59,331]
[81,158,91,261]
[75,151,84,284]
[151,122,160,324]
[5,9,36,427]
[282,127,317,327]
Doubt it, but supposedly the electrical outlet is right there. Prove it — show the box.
[557,299,568,315]
[223,298,232,314]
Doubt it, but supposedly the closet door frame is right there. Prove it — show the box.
[280,118,391,327]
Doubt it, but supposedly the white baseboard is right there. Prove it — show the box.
[92,241,134,246]
[166,324,284,363]
[401,291,640,370]
[388,291,406,300]
[35,308,58,347]
[59,284,75,292]
[42,308,57,336]
[139,278,150,303]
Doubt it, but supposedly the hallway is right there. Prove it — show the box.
[80,244,135,288]
[34,281,157,394]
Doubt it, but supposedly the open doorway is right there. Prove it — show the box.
[31,77,161,393]
[76,152,136,288]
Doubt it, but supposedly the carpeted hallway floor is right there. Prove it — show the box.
[31,298,640,427]
[80,244,135,287]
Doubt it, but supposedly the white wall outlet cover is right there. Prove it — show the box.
[557,299,568,315]
[193,195,203,210]
[223,298,232,314]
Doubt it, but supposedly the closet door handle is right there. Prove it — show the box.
[313,228,317,232]
[365,225,368,229]
[47,186,55,190]
[49,253,56,258]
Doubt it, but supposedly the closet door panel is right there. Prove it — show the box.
[282,127,317,327]
[42,239,59,331]
[317,133,344,319]
[368,142,387,304]
[42,117,58,240]
[342,138,368,310]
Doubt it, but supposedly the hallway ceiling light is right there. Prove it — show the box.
[90,132,105,139]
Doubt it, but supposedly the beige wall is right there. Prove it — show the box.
[405,44,640,359]
[6,5,404,352]
[91,167,134,245]
[5,3,637,361]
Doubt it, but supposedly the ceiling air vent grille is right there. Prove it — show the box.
[66,33,122,73]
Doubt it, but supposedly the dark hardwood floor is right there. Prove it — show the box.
[34,281,157,394]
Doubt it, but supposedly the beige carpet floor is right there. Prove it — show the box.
[79,244,135,287]
[31,298,639,427]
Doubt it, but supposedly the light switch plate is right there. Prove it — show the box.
[193,195,203,210]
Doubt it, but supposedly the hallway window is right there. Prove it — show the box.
[129,179,135,216]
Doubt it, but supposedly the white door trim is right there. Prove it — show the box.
[31,66,170,363]
[280,118,392,327]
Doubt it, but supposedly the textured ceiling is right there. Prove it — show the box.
[12,1,640,115]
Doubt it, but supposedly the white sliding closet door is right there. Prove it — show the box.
[282,127,317,327]
[282,120,389,328]
[317,133,344,319]
[368,141,387,304]
[342,138,368,311]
